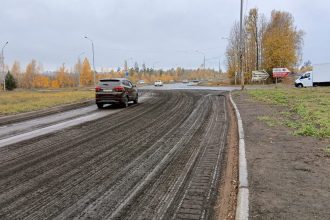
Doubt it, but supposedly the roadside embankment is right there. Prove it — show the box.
[232,87,330,219]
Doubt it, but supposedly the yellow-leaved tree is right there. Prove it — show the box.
[33,75,50,88]
[262,10,304,72]
[22,59,39,89]
[225,9,304,83]
[11,61,21,87]
[80,58,93,86]
[55,64,75,87]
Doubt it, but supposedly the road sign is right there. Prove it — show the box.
[273,68,290,78]
[125,71,129,77]
[251,70,269,82]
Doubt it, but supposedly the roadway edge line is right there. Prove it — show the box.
[229,92,249,220]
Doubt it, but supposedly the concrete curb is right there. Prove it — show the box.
[229,92,249,220]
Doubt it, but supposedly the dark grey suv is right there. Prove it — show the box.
[95,78,138,108]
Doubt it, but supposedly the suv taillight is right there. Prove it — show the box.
[95,86,102,92]
[113,86,125,92]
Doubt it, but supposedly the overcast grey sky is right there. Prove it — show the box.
[1,0,330,71]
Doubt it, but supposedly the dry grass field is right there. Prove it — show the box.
[0,89,94,115]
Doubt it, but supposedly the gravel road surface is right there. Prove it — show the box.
[0,90,229,219]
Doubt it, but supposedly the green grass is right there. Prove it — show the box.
[0,89,94,115]
[257,116,279,127]
[248,87,330,138]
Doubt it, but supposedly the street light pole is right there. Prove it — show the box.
[1,41,8,91]
[239,0,244,90]
[84,36,96,86]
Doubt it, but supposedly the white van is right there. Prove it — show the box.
[295,63,330,87]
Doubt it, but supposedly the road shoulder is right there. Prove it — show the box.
[233,91,330,220]
[215,94,239,220]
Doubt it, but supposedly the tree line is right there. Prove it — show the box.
[2,58,221,90]
[225,9,304,83]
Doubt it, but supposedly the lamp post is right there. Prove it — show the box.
[195,50,206,69]
[1,41,8,91]
[84,36,96,85]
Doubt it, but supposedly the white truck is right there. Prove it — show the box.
[295,63,330,87]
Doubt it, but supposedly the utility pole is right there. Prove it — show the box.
[84,36,96,86]
[239,0,244,90]
[1,41,8,91]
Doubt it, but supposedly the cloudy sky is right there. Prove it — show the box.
[1,0,330,71]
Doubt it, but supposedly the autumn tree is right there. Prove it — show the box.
[142,63,146,72]
[22,59,39,88]
[134,62,139,73]
[74,58,82,86]
[33,75,50,88]
[11,61,22,87]
[226,9,304,83]
[80,58,93,86]
[262,10,304,72]
[225,22,241,82]
[245,9,259,72]
[54,63,74,87]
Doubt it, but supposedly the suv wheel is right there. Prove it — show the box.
[133,95,138,104]
[122,96,129,108]
[97,103,103,109]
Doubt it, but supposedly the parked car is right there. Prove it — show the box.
[95,78,138,108]
[154,80,163,86]
[182,79,189,83]
[137,80,145,84]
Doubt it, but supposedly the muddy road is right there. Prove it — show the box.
[0,90,229,219]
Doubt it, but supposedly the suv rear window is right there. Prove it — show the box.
[98,80,121,88]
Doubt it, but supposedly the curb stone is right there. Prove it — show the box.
[229,92,249,220]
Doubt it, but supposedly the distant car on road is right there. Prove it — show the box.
[182,79,189,83]
[137,80,145,84]
[95,78,138,109]
[154,80,163,86]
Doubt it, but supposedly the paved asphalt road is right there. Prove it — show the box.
[0,86,231,219]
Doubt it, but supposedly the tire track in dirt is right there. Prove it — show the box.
[0,91,192,218]
[0,90,228,220]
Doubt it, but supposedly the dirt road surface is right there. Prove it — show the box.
[0,90,230,219]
